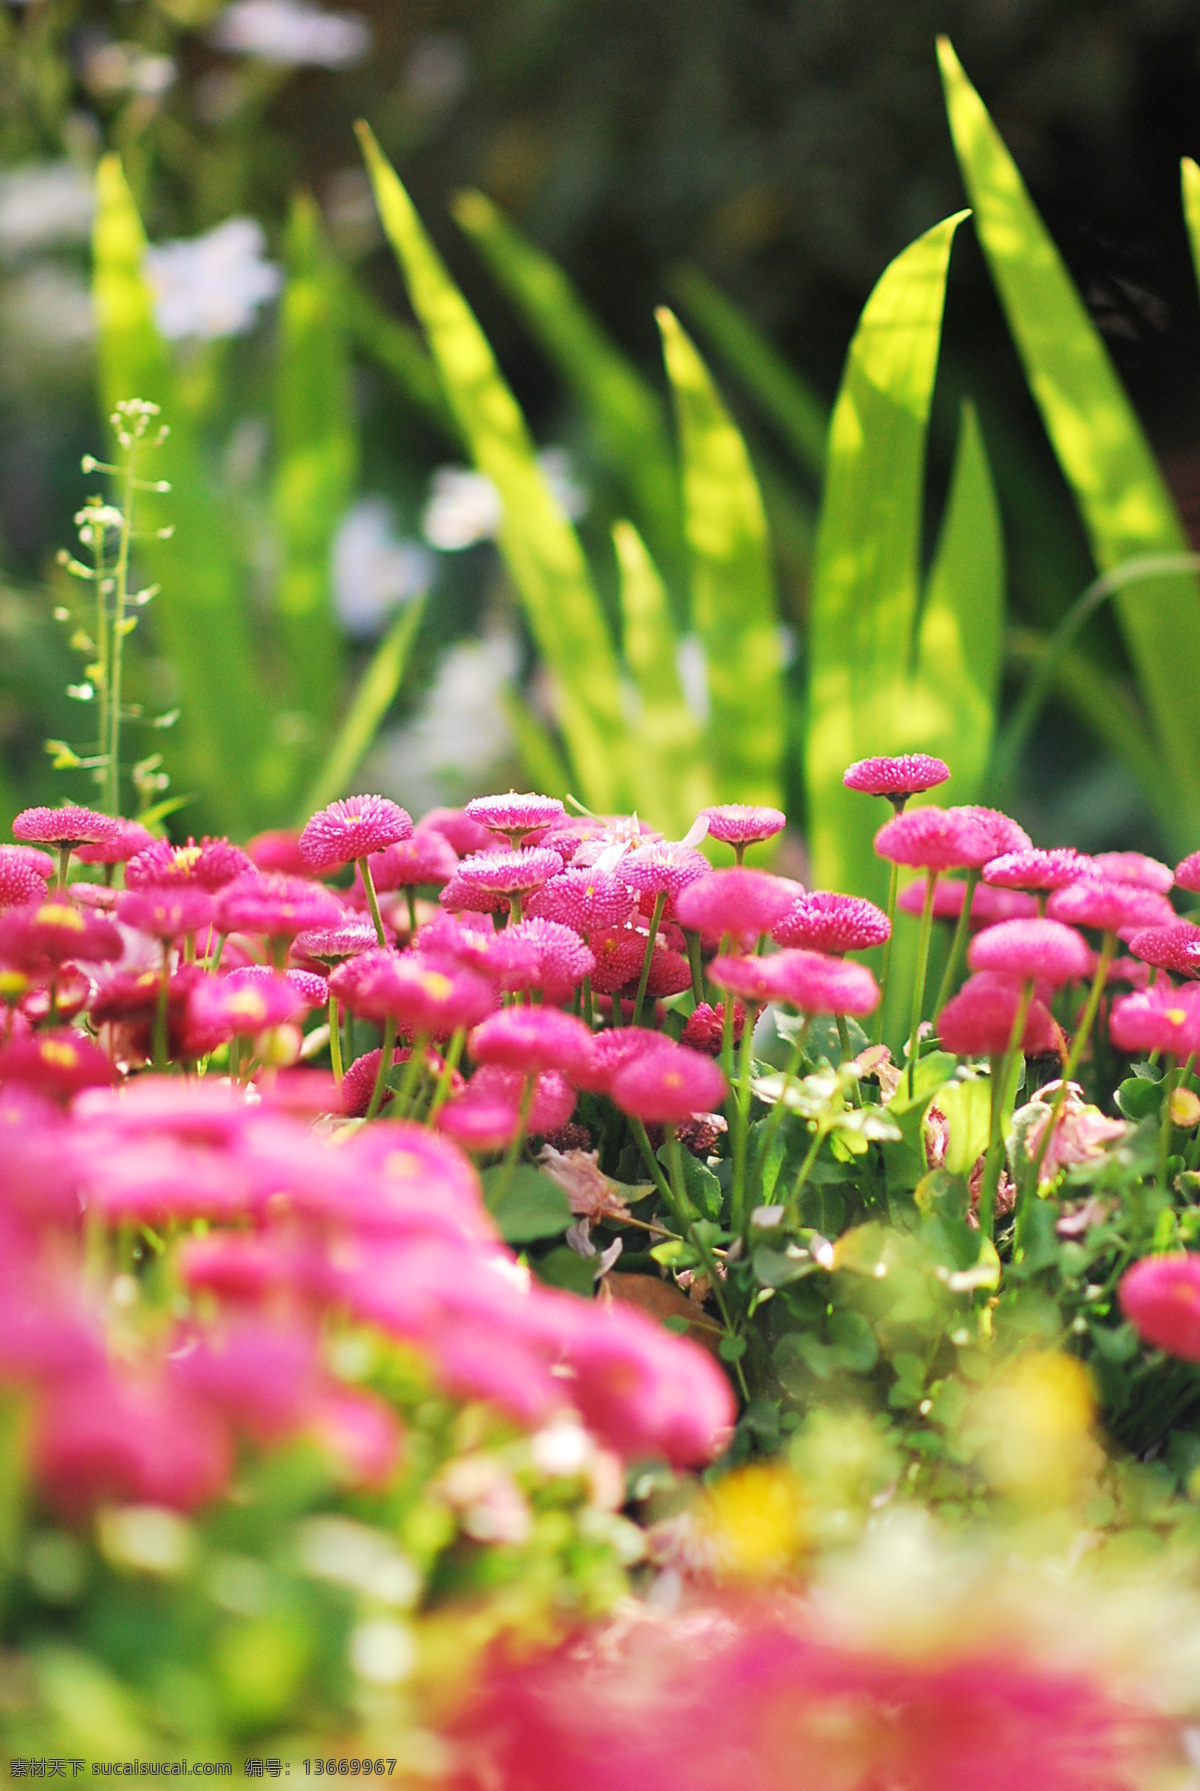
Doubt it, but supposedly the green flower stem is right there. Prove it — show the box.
[364,1017,397,1120]
[685,930,706,1006]
[104,432,137,819]
[404,888,418,936]
[786,1124,826,1222]
[1029,930,1116,1187]
[490,1074,536,1204]
[1159,1066,1176,1197]
[508,891,523,925]
[632,890,667,1027]
[358,858,388,947]
[756,1019,811,1173]
[933,868,980,1015]
[427,1027,466,1122]
[151,944,170,1072]
[663,1125,748,1398]
[328,995,344,1086]
[395,1030,430,1117]
[873,858,901,1047]
[730,1000,760,1235]
[978,1045,1014,1244]
[906,870,938,1099]
[55,845,72,895]
[581,975,594,1031]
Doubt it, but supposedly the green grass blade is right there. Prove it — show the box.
[668,262,829,482]
[501,688,572,801]
[342,278,461,444]
[805,210,969,905]
[272,191,355,732]
[939,37,1200,849]
[296,594,426,819]
[452,189,683,574]
[356,124,628,812]
[92,155,264,834]
[1183,159,1200,299]
[613,519,712,834]
[657,306,784,809]
[914,400,1004,799]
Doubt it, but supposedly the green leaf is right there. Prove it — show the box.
[481,1165,572,1243]
[453,189,683,576]
[805,208,969,908]
[668,261,829,482]
[296,593,426,820]
[92,155,263,832]
[357,124,629,812]
[939,38,1200,849]
[659,1141,723,1222]
[828,1308,879,1374]
[272,191,355,732]
[1184,158,1200,301]
[536,1246,596,1294]
[343,278,460,443]
[1116,1076,1162,1122]
[613,519,712,835]
[658,306,784,810]
[932,1076,992,1176]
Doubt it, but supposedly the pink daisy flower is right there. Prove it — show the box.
[937,973,1060,1057]
[75,818,155,867]
[1174,850,1200,896]
[0,844,56,880]
[0,899,122,966]
[681,1001,744,1056]
[464,791,566,839]
[842,753,950,801]
[573,1026,664,1095]
[874,806,997,873]
[712,947,879,1016]
[967,919,1091,987]
[898,879,1038,925]
[1126,923,1200,978]
[0,1029,116,1097]
[638,944,692,1000]
[416,807,497,856]
[364,831,459,891]
[586,927,647,995]
[1109,982,1200,1060]
[329,948,496,1037]
[455,848,562,896]
[215,873,344,940]
[292,922,380,965]
[618,840,709,902]
[245,829,310,877]
[0,856,49,911]
[126,836,253,891]
[501,917,596,999]
[982,847,1089,891]
[189,969,307,1039]
[439,874,510,916]
[469,1007,595,1080]
[526,868,635,933]
[1120,1254,1200,1360]
[609,1041,727,1124]
[771,890,890,953]
[117,884,216,941]
[298,795,413,872]
[442,1065,577,1145]
[700,803,787,846]
[12,805,120,849]
[1092,850,1173,894]
[1048,879,1176,935]
[674,868,799,939]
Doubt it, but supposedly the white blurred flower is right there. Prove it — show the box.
[403,33,469,110]
[675,633,711,724]
[81,39,176,100]
[145,218,281,340]
[0,162,94,260]
[421,448,588,551]
[332,498,434,639]
[211,0,370,68]
[368,629,519,813]
[349,1618,416,1686]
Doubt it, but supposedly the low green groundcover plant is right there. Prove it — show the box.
[9,749,1200,1781]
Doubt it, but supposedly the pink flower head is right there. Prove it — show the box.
[245,828,309,876]
[1120,1253,1200,1360]
[967,919,1091,987]
[1,844,55,881]
[1110,981,1200,1060]
[682,1001,744,1056]
[938,973,1060,1057]
[465,791,566,840]
[1126,923,1200,978]
[1048,878,1175,935]
[75,818,155,866]
[309,1385,401,1489]
[117,883,216,941]
[440,1065,576,1147]
[364,830,459,891]
[0,1028,116,1096]
[1175,850,1200,895]
[500,918,596,999]
[843,753,950,800]
[34,1370,232,1518]
[954,806,1033,860]
[0,899,122,967]
[526,869,635,933]
[587,927,648,995]
[609,1042,727,1124]
[126,835,253,891]
[470,1006,595,1080]
[772,891,890,954]
[898,878,1037,925]
[618,841,709,903]
[216,873,344,940]
[455,847,562,897]
[171,1317,320,1446]
[674,868,799,939]
[292,921,379,964]
[329,948,496,1037]
[12,805,120,849]
[700,803,787,847]
[439,874,509,916]
[1092,850,1173,894]
[573,1026,664,1095]
[874,806,996,873]
[189,967,306,1037]
[417,806,496,856]
[299,795,413,872]
[639,944,691,1000]
[712,948,879,1016]
[983,847,1089,892]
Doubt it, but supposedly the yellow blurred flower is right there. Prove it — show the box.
[973,1351,1100,1507]
[703,1464,808,1579]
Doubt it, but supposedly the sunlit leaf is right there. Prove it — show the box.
[940,37,1200,849]
[297,595,426,820]
[342,278,460,444]
[356,124,629,812]
[658,307,784,811]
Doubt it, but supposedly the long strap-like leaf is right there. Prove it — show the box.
[93,156,264,832]
[658,307,784,811]
[356,124,629,813]
[806,211,969,904]
[940,37,1200,849]
[297,594,426,819]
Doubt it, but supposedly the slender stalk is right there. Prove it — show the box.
[328,994,344,1086]
[632,890,667,1027]
[664,1125,748,1398]
[1029,931,1116,1186]
[685,930,706,1006]
[151,943,170,1072]
[730,1000,760,1234]
[55,845,72,895]
[358,857,388,947]
[756,1019,811,1173]
[977,1053,1008,1244]
[427,1027,466,1122]
[1159,1066,1176,1197]
[405,888,418,936]
[490,1074,536,1203]
[394,1031,430,1117]
[933,868,980,1015]
[906,870,938,1098]
[581,974,594,1031]
[786,1126,825,1220]
[873,858,901,1047]
[364,1017,397,1120]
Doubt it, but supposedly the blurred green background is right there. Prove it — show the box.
[5,0,1200,854]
